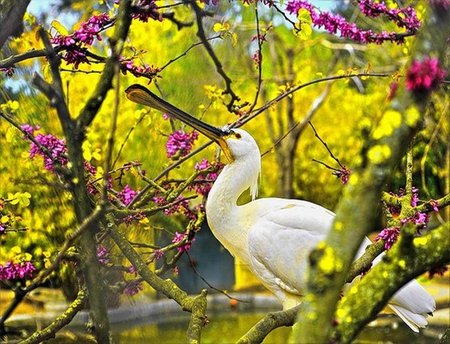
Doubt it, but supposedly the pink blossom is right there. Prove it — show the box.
[117,185,138,206]
[286,0,421,44]
[166,130,199,158]
[375,226,400,250]
[406,57,446,94]
[97,245,110,264]
[188,158,223,196]
[119,59,161,80]
[0,66,16,77]
[411,186,419,206]
[121,212,146,226]
[333,166,352,185]
[0,261,36,280]
[153,249,164,260]
[172,231,195,252]
[21,125,68,173]
[129,0,161,22]
[429,199,439,212]
[50,13,112,68]
[20,124,40,138]
[154,195,190,216]
[124,280,143,295]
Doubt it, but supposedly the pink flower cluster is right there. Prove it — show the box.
[333,165,352,185]
[132,0,161,22]
[358,0,420,31]
[0,66,15,77]
[188,158,223,196]
[166,130,199,158]
[153,195,190,216]
[286,0,421,44]
[375,187,440,250]
[375,226,400,250]
[119,58,161,80]
[122,211,147,226]
[406,57,446,94]
[51,13,113,68]
[21,124,68,173]
[117,185,138,206]
[172,231,195,252]
[97,245,110,264]
[153,249,164,260]
[0,261,36,280]
[124,280,143,295]
[115,0,161,22]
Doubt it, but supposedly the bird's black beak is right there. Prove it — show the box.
[125,84,234,162]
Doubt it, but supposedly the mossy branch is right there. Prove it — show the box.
[106,215,208,341]
[333,222,450,343]
[20,288,87,344]
[237,305,299,344]
[186,289,208,344]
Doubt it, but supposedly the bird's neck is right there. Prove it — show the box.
[205,155,261,263]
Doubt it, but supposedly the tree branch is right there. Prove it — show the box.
[0,0,31,49]
[20,288,87,344]
[237,305,299,344]
[76,0,133,130]
[334,222,450,342]
[188,0,240,111]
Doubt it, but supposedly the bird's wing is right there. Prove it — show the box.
[246,198,335,299]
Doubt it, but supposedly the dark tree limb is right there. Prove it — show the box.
[77,0,133,131]
[0,0,31,49]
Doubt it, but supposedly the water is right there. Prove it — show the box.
[109,311,439,343]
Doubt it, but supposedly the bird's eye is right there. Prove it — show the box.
[235,132,242,139]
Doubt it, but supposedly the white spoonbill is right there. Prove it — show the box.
[125,84,435,332]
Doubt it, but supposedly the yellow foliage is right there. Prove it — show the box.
[404,105,421,127]
[372,109,402,140]
[367,144,392,165]
[0,100,20,113]
[51,20,70,36]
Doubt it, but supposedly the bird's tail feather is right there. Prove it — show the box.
[388,304,429,333]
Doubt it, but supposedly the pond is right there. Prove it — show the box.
[110,311,439,344]
[39,293,443,344]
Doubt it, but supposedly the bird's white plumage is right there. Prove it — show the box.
[205,128,435,332]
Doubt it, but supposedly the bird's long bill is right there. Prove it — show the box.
[125,84,233,161]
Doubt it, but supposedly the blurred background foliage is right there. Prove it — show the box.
[0,0,448,297]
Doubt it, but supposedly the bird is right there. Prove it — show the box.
[125,84,436,332]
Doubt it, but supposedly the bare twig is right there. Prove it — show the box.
[189,0,240,111]
[308,121,345,169]
[186,252,249,303]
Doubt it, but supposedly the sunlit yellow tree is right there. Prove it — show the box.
[0,1,449,343]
